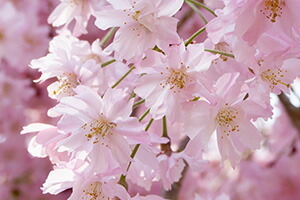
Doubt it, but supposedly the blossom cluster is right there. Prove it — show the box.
[9,0,300,199]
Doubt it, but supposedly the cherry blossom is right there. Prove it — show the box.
[134,42,217,120]
[48,0,106,36]
[48,86,148,172]
[183,73,264,167]
[31,32,129,99]
[94,0,183,61]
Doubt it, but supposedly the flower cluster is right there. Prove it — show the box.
[14,0,300,199]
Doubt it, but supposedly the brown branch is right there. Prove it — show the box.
[278,93,300,134]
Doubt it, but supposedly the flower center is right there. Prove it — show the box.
[82,181,108,200]
[260,0,285,22]
[216,107,240,138]
[160,65,192,93]
[0,31,4,41]
[261,68,289,90]
[2,82,12,97]
[82,116,117,144]
[52,73,79,96]
[132,10,141,21]
[24,34,39,46]
[122,2,148,37]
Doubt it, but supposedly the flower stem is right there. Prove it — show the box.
[118,118,154,189]
[111,66,135,89]
[100,27,118,48]
[162,116,168,138]
[204,49,235,58]
[185,0,217,17]
[138,108,150,122]
[161,116,172,156]
[101,59,116,68]
[185,1,208,24]
[184,27,206,46]
[133,99,146,109]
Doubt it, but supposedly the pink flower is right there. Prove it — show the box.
[48,86,148,172]
[21,123,71,164]
[250,54,300,95]
[205,0,237,44]
[68,176,129,200]
[43,165,166,199]
[48,0,106,36]
[94,0,183,61]
[134,43,217,121]
[235,0,300,45]
[157,153,185,190]
[31,32,128,99]
[183,73,264,167]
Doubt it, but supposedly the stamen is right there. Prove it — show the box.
[216,106,240,138]
[160,63,192,93]
[261,68,289,90]
[82,117,117,145]
[82,182,105,200]
[52,73,79,96]
[260,0,285,22]
[0,31,4,41]
[132,11,141,21]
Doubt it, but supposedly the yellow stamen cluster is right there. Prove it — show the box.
[260,0,285,22]
[216,106,240,139]
[0,31,4,41]
[132,10,141,21]
[52,73,79,96]
[261,68,289,90]
[123,1,144,37]
[160,64,192,93]
[82,181,114,200]
[82,115,117,145]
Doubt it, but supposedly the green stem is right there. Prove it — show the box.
[133,99,146,109]
[118,118,154,188]
[204,49,235,58]
[111,66,135,89]
[101,59,116,68]
[100,27,118,47]
[161,116,172,156]
[184,27,206,46]
[145,118,154,131]
[185,1,208,24]
[185,0,217,17]
[162,116,168,138]
[138,108,150,122]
